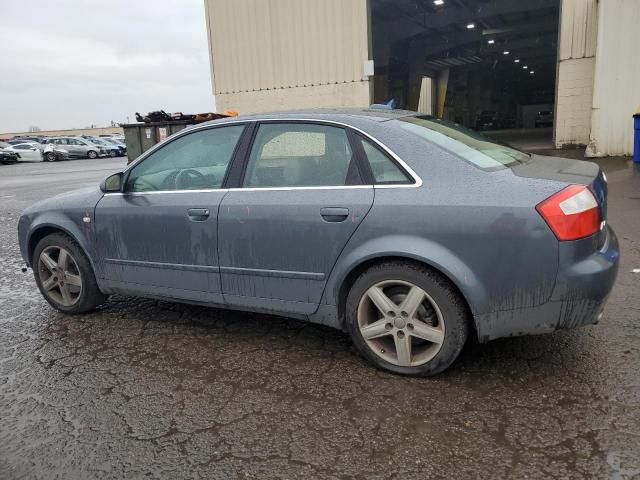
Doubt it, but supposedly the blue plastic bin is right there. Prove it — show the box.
[634,114,640,163]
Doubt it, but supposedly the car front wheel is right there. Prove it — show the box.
[346,261,469,376]
[33,233,106,314]
[87,150,98,159]
[45,152,56,162]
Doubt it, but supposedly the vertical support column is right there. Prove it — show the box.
[436,69,449,119]
[417,77,434,115]
[554,0,598,148]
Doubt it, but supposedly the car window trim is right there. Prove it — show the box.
[109,118,422,195]
[121,123,249,194]
[237,120,367,189]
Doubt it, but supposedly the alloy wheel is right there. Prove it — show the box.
[38,246,83,306]
[357,280,445,367]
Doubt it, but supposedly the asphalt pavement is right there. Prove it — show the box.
[0,156,639,479]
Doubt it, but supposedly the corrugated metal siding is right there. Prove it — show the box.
[205,0,369,95]
[587,0,640,156]
[558,0,598,60]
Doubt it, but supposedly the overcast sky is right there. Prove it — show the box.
[0,0,214,133]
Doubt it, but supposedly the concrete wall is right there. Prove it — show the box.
[554,0,598,148]
[555,58,595,146]
[587,0,640,157]
[204,0,371,114]
[0,126,123,141]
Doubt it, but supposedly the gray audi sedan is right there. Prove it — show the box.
[17,109,619,376]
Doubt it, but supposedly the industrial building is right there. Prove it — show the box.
[204,0,640,157]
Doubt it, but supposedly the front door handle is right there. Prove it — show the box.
[320,207,349,222]
[187,208,210,221]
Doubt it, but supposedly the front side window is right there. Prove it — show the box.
[243,123,358,188]
[358,137,411,184]
[397,116,529,170]
[125,126,244,192]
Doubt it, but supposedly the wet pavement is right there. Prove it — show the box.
[1,156,639,479]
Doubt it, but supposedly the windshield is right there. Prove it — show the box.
[396,116,529,169]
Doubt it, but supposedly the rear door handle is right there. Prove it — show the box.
[187,208,210,221]
[320,207,349,222]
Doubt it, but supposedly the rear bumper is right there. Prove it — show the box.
[475,225,620,342]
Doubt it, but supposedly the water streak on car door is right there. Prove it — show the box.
[218,188,374,315]
[94,191,226,304]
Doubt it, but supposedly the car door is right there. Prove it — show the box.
[218,122,374,315]
[13,143,41,161]
[58,138,78,156]
[95,124,247,303]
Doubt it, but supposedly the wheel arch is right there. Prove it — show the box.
[27,221,100,278]
[325,235,488,335]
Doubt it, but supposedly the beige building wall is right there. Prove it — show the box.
[204,0,371,114]
[554,0,598,148]
[587,0,640,157]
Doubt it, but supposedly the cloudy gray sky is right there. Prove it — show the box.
[0,0,214,133]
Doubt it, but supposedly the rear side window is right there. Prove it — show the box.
[243,123,361,188]
[358,137,411,184]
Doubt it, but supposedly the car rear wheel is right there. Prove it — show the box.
[345,261,468,376]
[33,233,107,314]
[45,152,56,162]
[87,150,98,159]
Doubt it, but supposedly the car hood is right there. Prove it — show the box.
[21,186,104,217]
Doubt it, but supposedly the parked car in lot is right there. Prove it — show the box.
[80,136,122,157]
[42,143,70,162]
[0,141,20,164]
[41,137,106,159]
[17,109,619,376]
[535,110,554,128]
[475,110,503,130]
[100,137,127,156]
[2,142,42,161]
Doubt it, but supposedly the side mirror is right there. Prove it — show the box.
[100,172,123,193]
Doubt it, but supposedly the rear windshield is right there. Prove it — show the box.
[396,116,529,170]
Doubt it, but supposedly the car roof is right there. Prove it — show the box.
[199,108,422,127]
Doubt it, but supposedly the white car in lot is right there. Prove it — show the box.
[2,142,42,161]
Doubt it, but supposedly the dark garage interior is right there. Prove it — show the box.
[370,0,560,150]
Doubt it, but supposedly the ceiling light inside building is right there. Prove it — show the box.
[523,65,528,69]
[514,59,520,63]
[487,39,495,44]
[434,0,444,5]
[503,51,510,55]
[466,23,475,29]
[530,71,535,74]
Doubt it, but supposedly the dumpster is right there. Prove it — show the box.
[121,113,233,163]
[122,120,196,164]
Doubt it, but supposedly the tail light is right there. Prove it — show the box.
[536,185,600,241]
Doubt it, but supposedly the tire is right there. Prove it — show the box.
[87,150,98,159]
[45,152,56,162]
[345,260,469,376]
[108,150,117,158]
[33,233,107,314]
